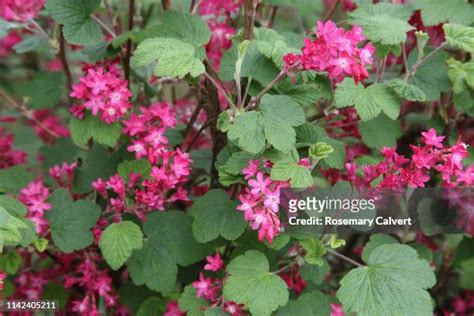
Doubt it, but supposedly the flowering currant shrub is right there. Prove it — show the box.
[0,0,474,315]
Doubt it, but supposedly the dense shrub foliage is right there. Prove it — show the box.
[0,0,473,315]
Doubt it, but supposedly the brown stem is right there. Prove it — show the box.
[184,116,218,152]
[162,0,172,10]
[243,0,257,40]
[184,97,204,136]
[123,0,135,84]
[327,248,364,267]
[201,61,227,186]
[323,0,341,21]
[0,89,60,139]
[58,26,73,95]
[268,6,278,28]
[249,70,286,107]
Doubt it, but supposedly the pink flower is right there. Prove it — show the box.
[0,0,45,22]
[204,252,224,272]
[421,128,445,148]
[263,189,280,212]
[0,127,27,168]
[0,271,6,290]
[330,303,346,316]
[192,273,213,299]
[164,301,186,316]
[248,172,271,195]
[70,64,132,125]
[19,179,51,234]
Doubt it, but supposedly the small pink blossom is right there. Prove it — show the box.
[204,252,224,272]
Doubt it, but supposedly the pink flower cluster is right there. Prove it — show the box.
[191,252,246,315]
[93,102,192,217]
[70,65,132,124]
[164,301,186,316]
[0,0,44,22]
[444,290,474,315]
[0,32,21,57]
[18,179,51,235]
[199,0,241,70]
[29,109,70,144]
[199,0,242,17]
[345,129,472,190]
[0,126,27,168]
[284,21,375,83]
[236,159,313,243]
[49,162,77,189]
[64,254,122,315]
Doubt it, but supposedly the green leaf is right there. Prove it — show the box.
[224,250,289,316]
[178,285,209,316]
[459,257,474,290]
[69,114,122,148]
[73,144,122,193]
[42,282,69,309]
[46,189,101,253]
[444,24,474,53]
[118,159,152,182]
[145,10,211,47]
[0,251,22,274]
[359,114,402,149]
[13,35,46,54]
[335,79,401,121]
[254,27,299,67]
[45,0,102,45]
[136,297,167,316]
[337,244,436,316]
[21,72,64,108]
[99,221,143,270]
[387,79,427,101]
[300,259,330,285]
[0,166,34,193]
[309,142,334,161]
[413,0,474,26]
[39,138,81,169]
[132,37,205,78]
[0,196,27,217]
[361,234,398,262]
[0,207,27,247]
[447,59,474,93]
[355,14,413,45]
[276,290,331,316]
[300,238,326,266]
[128,211,210,294]
[228,95,305,154]
[189,189,246,243]
[227,111,265,154]
[408,48,451,101]
[454,89,474,116]
[270,159,313,188]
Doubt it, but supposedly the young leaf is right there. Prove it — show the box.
[69,114,122,148]
[444,24,474,53]
[337,244,436,316]
[99,221,143,270]
[189,189,246,243]
[447,59,474,93]
[309,142,334,161]
[46,0,102,45]
[300,238,326,266]
[131,37,205,78]
[46,189,101,253]
[223,250,289,316]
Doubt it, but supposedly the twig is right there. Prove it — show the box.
[58,26,73,94]
[406,42,447,80]
[268,6,278,28]
[184,98,204,136]
[92,15,117,37]
[272,262,298,274]
[162,0,172,10]
[203,72,237,111]
[0,89,60,139]
[323,0,341,21]
[401,42,409,79]
[327,248,364,267]
[249,70,287,107]
[243,0,257,40]
[123,0,135,84]
[184,116,218,152]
